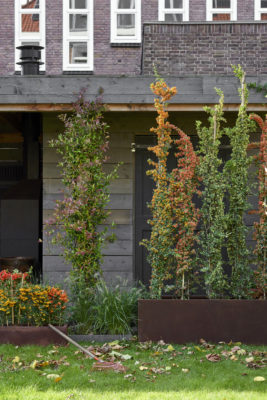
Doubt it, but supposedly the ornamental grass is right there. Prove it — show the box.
[0,270,68,326]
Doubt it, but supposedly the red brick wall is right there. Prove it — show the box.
[0,0,264,75]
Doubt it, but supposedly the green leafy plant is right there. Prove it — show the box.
[46,94,120,285]
[196,90,228,299]
[249,114,267,299]
[69,277,148,335]
[224,66,254,298]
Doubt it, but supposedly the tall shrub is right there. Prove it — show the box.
[249,114,267,299]
[46,95,119,285]
[197,90,228,298]
[224,66,254,298]
[141,79,176,299]
[169,130,200,299]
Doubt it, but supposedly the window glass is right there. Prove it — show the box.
[213,13,230,20]
[21,14,40,32]
[212,0,230,8]
[165,13,183,21]
[261,0,267,7]
[69,42,87,64]
[69,0,87,9]
[117,14,135,35]
[69,14,87,32]
[165,0,183,8]
[261,13,267,19]
[20,0,39,8]
[117,0,135,8]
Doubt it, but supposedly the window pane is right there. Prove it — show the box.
[117,0,135,9]
[21,0,39,9]
[212,0,230,8]
[21,14,39,32]
[69,14,87,33]
[213,13,230,20]
[165,0,183,8]
[261,1,267,8]
[69,42,87,64]
[117,14,135,36]
[164,13,183,21]
[261,13,267,19]
[69,0,87,9]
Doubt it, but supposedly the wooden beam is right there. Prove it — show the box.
[0,103,266,112]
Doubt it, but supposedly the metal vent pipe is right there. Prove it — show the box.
[16,45,44,75]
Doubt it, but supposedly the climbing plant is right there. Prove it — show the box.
[169,129,200,299]
[249,113,267,299]
[141,78,176,299]
[224,66,254,299]
[196,90,228,299]
[46,94,119,285]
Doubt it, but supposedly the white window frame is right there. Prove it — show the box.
[158,0,189,22]
[15,0,46,72]
[110,0,141,43]
[255,0,267,20]
[63,0,94,71]
[206,0,237,21]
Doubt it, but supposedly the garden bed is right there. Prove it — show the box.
[138,299,267,345]
[0,325,68,346]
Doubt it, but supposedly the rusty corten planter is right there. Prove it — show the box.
[138,299,267,345]
[0,326,68,346]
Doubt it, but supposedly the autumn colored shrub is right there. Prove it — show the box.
[0,270,68,326]
[142,77,200,299]
[169,130,200,299]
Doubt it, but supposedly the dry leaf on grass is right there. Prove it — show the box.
[206,353,221,362]
[254,376,265,382]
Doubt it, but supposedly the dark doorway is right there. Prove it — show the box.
[0,113,42,275]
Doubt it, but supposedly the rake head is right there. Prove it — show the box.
[92,361,127,373]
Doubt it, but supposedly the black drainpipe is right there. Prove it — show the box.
[16,45,44,75]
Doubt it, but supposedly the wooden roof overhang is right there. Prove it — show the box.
[0,75,265,112]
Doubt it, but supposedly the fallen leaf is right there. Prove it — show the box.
[89,379,96,383]
[30,360,38,369]
[55,376,63,383]
[230,355,238,361]
[139,366,148,371]
[158,340,166,346]
[231,346,241,353]
[237,349,246,356]
[47,374,60,380]
[12,356,20,363]
[166,345,175,352]
[246,357,254,363]
[254,376,265,382]
[165,366,172,371]
[182,368,189,373]
[206,353,221,362]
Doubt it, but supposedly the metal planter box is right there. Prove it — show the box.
[0,326,68,346]
[138,300,267,345]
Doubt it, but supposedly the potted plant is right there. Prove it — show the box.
[0,270,68,345]
[138,68,267,345]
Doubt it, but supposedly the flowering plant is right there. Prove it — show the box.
[0,270,68,326]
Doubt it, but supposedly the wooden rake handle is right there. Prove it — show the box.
[48,324,101,362]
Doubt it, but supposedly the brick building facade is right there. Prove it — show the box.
[0,1,265,285]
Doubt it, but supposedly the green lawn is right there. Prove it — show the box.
[0,340,266,400]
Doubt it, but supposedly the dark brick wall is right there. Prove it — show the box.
[0,1,264,75]
[142,22,267,76]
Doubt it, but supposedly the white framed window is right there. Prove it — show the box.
[206,0,237,21]
[15,0,46,72]
[63,0,94,71]
[158,0,189,22]
[255,0,267,20]
[110,0,141,43]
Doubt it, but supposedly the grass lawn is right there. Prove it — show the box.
[0,339,266,400]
